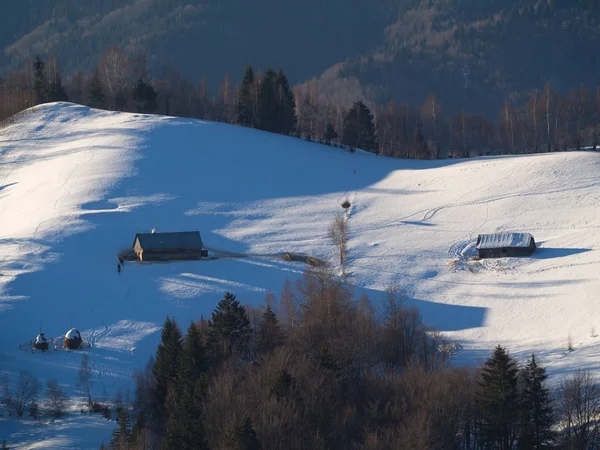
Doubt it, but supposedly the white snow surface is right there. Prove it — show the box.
[2,102,600,446]
[476,232,535,249]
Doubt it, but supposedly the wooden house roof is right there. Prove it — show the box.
[476,232,535,250]
[134,231,203,251]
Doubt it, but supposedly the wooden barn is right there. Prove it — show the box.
[476,232,536,258]
[133,231,207,261]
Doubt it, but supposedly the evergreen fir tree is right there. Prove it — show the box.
[257,305,284,354]
[109,408,131,449]
[33,56,48,104]
[229,416,261,450]
[132,77,158,113]
[275,69,297,135]
[413,128,430,159]
[341,101,378,153]
[323,123,339,145]
[46,73,68,102]
[207,292,252,361]
[237,66,256,127]
[152,316,183,432]
[163,322,209,449]
[476,345,520,450]
[88,69,106,109]
[517,354,555,449]
[271,368,295,400]
[257,69,278,133]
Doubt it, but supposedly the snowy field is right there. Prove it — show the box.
[2,102,600,447]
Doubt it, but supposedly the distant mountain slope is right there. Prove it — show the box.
[3,1,599,115]
[330,0,600,115]
[0,0,395,87]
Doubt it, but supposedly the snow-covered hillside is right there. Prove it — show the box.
[2,102,600,447]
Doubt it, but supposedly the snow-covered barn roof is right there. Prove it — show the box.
[133,231,203,251]
[476,232,535,249]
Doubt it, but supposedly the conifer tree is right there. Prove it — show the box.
[517,354,555,449]
[275,69,297,135]
[271,368,295,401]
[257,305,284,354]
[258,69,278,133]
[476,345,519,450]
[237,66,256,127]
[46,73,68,103]
[323,123,339,145]
[152,316,183,432]
[207,292,252,362]
[342,101,378,153]
[164,322,209,449]
[109,408,131,449]
[132,77,158,113]
[229,416,261,450]
[88,68,106,109]
[33,56,48,104]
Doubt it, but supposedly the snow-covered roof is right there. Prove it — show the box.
[476,232,535,249]
[65,328,81,339]
[133,231,203,251]
[35,333,47,343]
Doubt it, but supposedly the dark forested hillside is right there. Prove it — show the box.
[1,0,599,118]
[335,0,600,115]
[0,0,396,89]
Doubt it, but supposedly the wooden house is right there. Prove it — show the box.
[476,232,536,258]
[133,231,207,261]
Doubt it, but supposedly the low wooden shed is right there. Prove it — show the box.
[133,231,206,261]
[476,232,536,258]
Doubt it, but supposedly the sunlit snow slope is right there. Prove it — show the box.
[2,102,600,446]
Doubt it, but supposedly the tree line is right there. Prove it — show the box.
[2,265,599,449]
[92,266,600,449]
[1,45,600,160]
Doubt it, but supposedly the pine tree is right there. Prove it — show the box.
[517,354,555,449]
[163,322,209,449]
[271,369,295,400]
[152,316,183,432]
[257,69,278,133]
[341,101,378,153]
[88,69,106,109]
[229,416,261,450]
[323,123,339,145]
[33,56,48,104]
[257,305,284,354]
[46,73,68,102]
[476,345,520,450]
[413,128,430,159]
[207,292,252,362]
[275,69,297,135]
[237,66,256,127]
[132,77,158,113]
[109,408,131,449]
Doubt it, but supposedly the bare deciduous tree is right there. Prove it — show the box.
[558,368,600,449]
[11,371,40,418]
[77,354,93,406]
[99,45,131,109]
[45,380,68,418]
[329,214,348,271]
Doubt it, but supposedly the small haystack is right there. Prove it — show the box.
[64,328,82,349]
[34,332,49,351]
